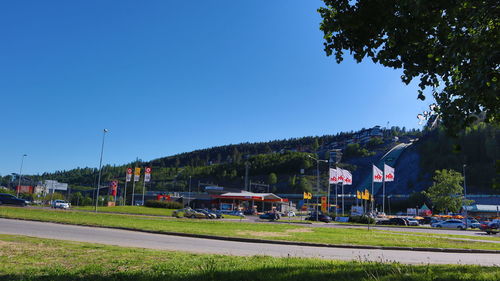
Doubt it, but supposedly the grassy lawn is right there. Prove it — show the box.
[72,206,242,219]
[73,205,176,216]
[0,234,498,281]
[1,207,499,251]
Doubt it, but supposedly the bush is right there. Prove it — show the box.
[349,215,375,224]
[145,200,183,209]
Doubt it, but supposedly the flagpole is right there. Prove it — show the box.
[382,163,386,214]
[335,183,338,216]
[371,173,374,214]
[131,168,136,206]
[141,179,146,206]
[341,182,345,216]
[123,180,128,206]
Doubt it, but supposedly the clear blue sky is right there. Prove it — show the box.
[1,0,432,176]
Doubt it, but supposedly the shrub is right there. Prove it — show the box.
[145,200,183,209]
[349,215,375,224]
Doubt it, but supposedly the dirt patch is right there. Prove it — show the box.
[285,228,313,233]
[236,231,290,237]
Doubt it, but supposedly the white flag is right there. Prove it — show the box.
[384,164,395,182]
[336,167,344,183]
[342,169,352,185]
[373,165,383,183]
[329,168,338,184]
[144,167,152,182]
[126,168,132,182]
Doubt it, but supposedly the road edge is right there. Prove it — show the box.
[2,217,499,254]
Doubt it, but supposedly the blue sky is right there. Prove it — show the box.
[1,0,432,175]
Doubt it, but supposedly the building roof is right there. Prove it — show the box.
[463,204,500,213]
[213,191,286,202]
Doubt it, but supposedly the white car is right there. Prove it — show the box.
[431,219,466,229]
[52,200,70,209]
[405,218,420,226]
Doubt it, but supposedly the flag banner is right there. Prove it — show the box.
[321,196,327,212]
[356,190,361,199]
[384,164,395,182]
[144,167,152,182]
[110,181,118,196]
[126,168,132,182]
[336,167,344,183]
[134,168,141,182]
[373,165,383,182]
[329,168,338,184]
[342,169,352,185]
[371,194,374,201]
[362,189,370,200]
[308,192,312,199]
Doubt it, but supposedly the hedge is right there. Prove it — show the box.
[145,200,183,209]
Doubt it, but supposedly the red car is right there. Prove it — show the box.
[480,222,499,235]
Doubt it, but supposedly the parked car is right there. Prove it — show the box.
[172,208,190,218]
[386,218,408,226]
[259,212,280,220]
[431,219,466,229]
[480,222,499,235]
[51,200,70,209]
[0,193,27,207]
[306,212,332,223]
[195,209,217,219]
[405,218,420,226]
[463,218,481,229]
[227,210,245,217]
[172,207,206,219]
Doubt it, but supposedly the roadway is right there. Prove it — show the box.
[1,218,498,266]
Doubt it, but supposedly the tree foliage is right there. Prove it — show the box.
[423,169,467,213]
[319,0,499,133]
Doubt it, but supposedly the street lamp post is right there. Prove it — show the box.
[463,164,468,229]
[307,155,328,221]
[188,176,192,207]
[95,129,108,212]
[17,154,27,197]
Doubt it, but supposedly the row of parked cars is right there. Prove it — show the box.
[172,208,245,219]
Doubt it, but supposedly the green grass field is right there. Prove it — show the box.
[1,207,499,251]
[0,234,498,281]
[73,205,176,216]
[72,205,241,219]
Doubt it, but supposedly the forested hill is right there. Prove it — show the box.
[3,124,498,195]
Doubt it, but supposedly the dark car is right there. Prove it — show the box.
[387,218,408,226]
[480,222,499,235]
[259,212,280,220]
[0,193,27,207]
[306,212,332,223]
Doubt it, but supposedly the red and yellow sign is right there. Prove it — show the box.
[321,196,327,212]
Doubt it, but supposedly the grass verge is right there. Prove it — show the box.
[0,234,499,281]
[72,206,242,219]
[73,206,176,216]
[1,207,498,251]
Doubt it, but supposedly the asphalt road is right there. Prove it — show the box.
[1,218,499,266]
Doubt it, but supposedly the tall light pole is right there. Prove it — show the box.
[95,129,108,212]
[307,155,328,219]
[463,164,468,229]
[17,154,27,197]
